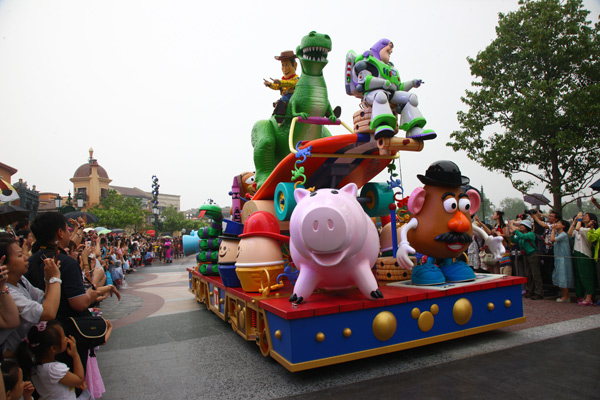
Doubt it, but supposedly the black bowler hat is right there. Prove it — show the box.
[417,160,470,187]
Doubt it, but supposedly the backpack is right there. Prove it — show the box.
[345,50,364,97]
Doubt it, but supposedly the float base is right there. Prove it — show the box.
[188,268,526,372]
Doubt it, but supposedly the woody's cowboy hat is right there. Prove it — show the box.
[275,50,297,61]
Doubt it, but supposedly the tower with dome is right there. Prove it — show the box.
[70,148,112,208]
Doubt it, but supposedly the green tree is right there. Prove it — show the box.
[499,197,528,219]
[162,206,186,232]
[183,218,209,232]
[162,205,209,233]
[448,0,600,214]
[562,199,595,219]
[90,190,148,230]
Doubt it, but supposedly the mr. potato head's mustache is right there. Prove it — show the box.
[434,231,473,245]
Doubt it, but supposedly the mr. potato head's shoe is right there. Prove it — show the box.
[411,264,446,286]
[440,261,476,283]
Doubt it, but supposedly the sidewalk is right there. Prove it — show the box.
[96,257,600,399]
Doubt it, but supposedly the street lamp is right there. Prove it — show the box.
[76,193,85,209]
[53,192,75,214]
[153,206,160,237]
[151,175,160,236]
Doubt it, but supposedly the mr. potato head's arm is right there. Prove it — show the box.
[395,186,430,270]
[473,225,505,260]
[472,225,489,243]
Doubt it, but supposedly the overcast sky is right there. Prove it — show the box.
[1,0,599,211]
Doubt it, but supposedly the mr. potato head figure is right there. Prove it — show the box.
[396,160,505,285]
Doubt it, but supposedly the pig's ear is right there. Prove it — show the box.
[339,183,358,197]
[294,188,311,203]
[407,187,426,214]
[466,189,481,215]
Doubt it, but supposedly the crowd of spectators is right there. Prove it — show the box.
[0,212,181,399]
[471,196,600,306]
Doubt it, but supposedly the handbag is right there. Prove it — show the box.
[500,265,513,276]
[63,316,108,356]
[481,252,497,265]
[86,348,106,399]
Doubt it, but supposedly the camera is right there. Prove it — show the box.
[524,209,538,215]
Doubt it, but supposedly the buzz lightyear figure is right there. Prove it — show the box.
[346,38,436,141]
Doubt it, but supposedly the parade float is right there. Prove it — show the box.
[185,32,526,372]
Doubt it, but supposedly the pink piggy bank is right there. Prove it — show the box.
[289,183,382,304]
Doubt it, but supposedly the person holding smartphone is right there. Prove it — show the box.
[25,213,101,369]
[568,212,598,305]
[1,236,61,356]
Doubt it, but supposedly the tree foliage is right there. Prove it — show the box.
[499,197,528,219]
[161,205,208,233]
[495,197,597,220]
[562,198,596,219]
[161,206,185,233]
[448,0,600,213]
[89,190,148,230]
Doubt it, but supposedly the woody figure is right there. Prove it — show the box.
[264,50,299,123]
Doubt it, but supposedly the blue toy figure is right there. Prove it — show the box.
[346,39,436,141]
[217,219,244,288]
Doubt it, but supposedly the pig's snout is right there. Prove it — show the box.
[301,208,347,252]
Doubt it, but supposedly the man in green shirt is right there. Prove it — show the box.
[509,219,543,299]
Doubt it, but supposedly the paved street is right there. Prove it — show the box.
[96,256,600,399]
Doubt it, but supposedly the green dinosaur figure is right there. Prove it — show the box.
[251,31,337,189]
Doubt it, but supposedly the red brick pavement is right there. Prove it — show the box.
[503,296,600,332]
